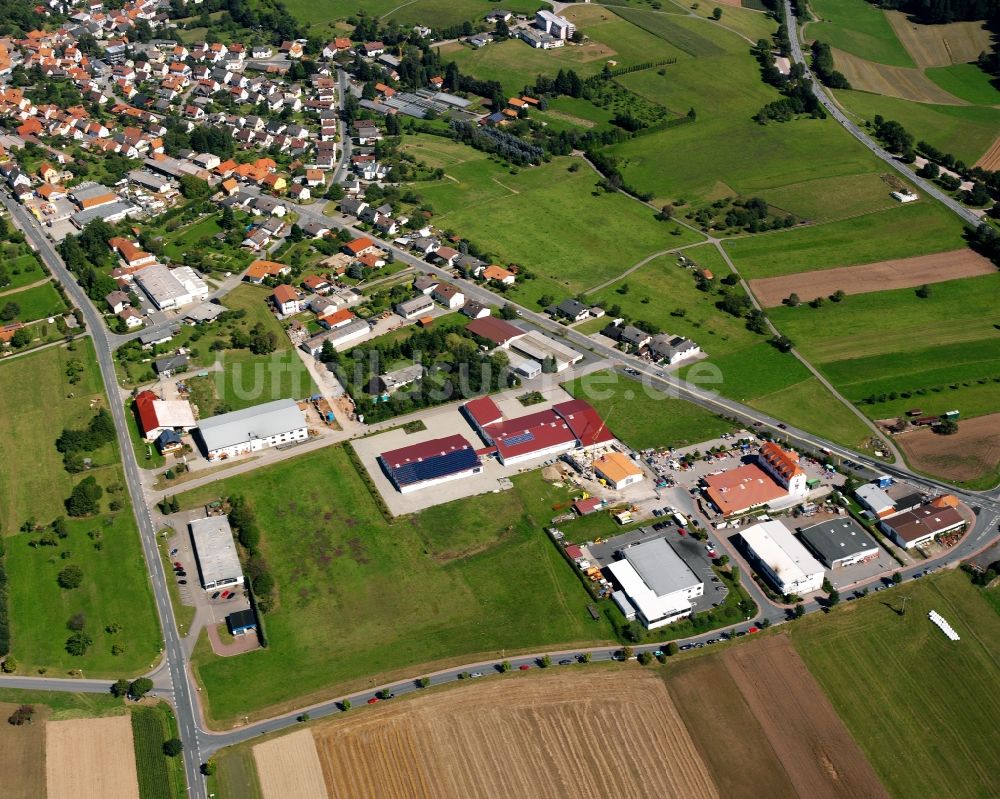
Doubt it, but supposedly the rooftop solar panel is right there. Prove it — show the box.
[385,447,480,487]
[502,431,535,447]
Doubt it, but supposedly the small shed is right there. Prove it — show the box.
[226,609,257,636]
[514,359,542,379]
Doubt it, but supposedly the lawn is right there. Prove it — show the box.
[834,88,1000,165]
[125,399,166,470]
[387,0,542,27]
[5,504,162,675]
[180,447,616,724]
[0,251,46,292]
[2,281,67,322]
[0,341,161,674]
[791,570,1000,799]
[214,348,316,413]
[608,6,730,57]
[723,201,966,278]
[608,50,893,218]
[402,136,703,306]
[748,377,876,449]
[804,0,915,67]
[564,369,737,450]
[678,340,813,401]
[925,63,1000,106]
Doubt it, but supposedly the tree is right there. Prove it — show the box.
[712,6,723,18]
[1,656,17,674]
[541,355,557,374]
[67,612,86,631]
[666,641,679,656]
[499,660,511,673]
[417,676,431,687]
[65,631,93,656]
[340,698,352,711]
[745,309,768,334]
[769,334,794,352]
[57,564,83,589]
[66,476,102,516]
[179,174,210,199]
[499,303,517,320]
[792,603,805,619]
[830,289,845,302]
[200,761,217,776]
[785,292,800,307]
[163,738,183,757]
[111,678,130,698]
[936,418,959,435]
[915,283,931,298]
[0,301,19,321]
[128,677,153,700]
[540,654,552,668]
[7,705,34,726]
[580,652,591,663]
[621,645,634,659]
[891,571,902,585]
[828,588,840,606]
[636,651,652,665]
[10,328,31,349]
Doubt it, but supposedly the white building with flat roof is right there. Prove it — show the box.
[134,264,207,310]
[606,538,703,629]
[739,520,825,596]
[196,399,308,460]
[189,516,244,591]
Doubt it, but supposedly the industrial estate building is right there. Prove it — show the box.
[134,263,209,310]
[799,517,880,568]
[189,516,244,591]
[594,452,644,490]
[606,538,703,629]
[378,434,483,493]
[196,399,308,460]
[738,520,825,596]
[879,505,965,549]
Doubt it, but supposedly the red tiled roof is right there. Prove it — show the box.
[465,316,524,346]
[272,284,298,303]
[703,464,786,516]
[464,396,504,429]
[553,399,615,447]
[760,441,803,480]
[134,390,159,438]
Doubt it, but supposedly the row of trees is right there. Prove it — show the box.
[810,40,851,89]
[228,496,275,613]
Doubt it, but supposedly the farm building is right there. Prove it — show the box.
[133,390,197,441]
[799,517,879,569]
[855,484,896,518]
[189,516,244,591]
[226,609,257,635]
[395,294,434,320]
[462,395,505,434]
[702,464,787,517]
[879,505,965,549]
[606,538,703,629]
[594,452,644,490]
[378,434,483,493]
[738,520,825,596]
[300,319,370,355]
[195,398,308,460]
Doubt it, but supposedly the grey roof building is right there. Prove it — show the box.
[799,517,880,568]
[196,399,308,460]
[189,516,244,591]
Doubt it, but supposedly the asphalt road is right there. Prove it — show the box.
[783,0,981,228]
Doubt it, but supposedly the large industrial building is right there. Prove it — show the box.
[378,434,483,493]
[738,520,825,596]
[195,399,308,460]
[134,263,209,310]
[606,538,703,629]
[189,516,244,591]
[463,397,615,466]
[702,464,787,517]
[799,517,880,568]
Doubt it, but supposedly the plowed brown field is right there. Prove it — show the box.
[0,702,47,799]
[975,136,1000,171]
[832,48,966,103]
[46,715,139,799]
[898,412,1000,482]
[254,728,328,799]
[887,11,994,67]
[749,248,996,307]
[723,635,890,799]
[312,670,719,799]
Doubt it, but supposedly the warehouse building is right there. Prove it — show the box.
[739,520,825,596]
[855,483,896,518]
[134,263,209,310]
[195,399,308,460]
[594,451,644,490]
[606,538,703,629]
[510,330,583,372]
[879,505,965,549]
[702,464,787,517]
[799,517,880,568]
[378,434,483,493]
[189,516,244,591]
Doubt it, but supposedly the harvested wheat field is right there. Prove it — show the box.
[254,727,328,799]
[666,657,798,799]
[723,635,889,799]
[887,11,994,67]
[832,48,966,103]
[311,669,718,799]
[975,135,1000,171]
[46,715,139,799]
[749,248,996,306]
[0,702,48,799]
[898,412,1000,482]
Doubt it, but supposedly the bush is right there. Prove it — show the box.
[65,631,93,656]
[163,738,183,757]
[57,565,83,589]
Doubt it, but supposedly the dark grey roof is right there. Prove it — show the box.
[798,518,879,566]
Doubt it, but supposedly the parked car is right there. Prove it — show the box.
[367,697,379,705]
[178,580,186,585]
[220,590,230,599]
[470,672,484,679]
[559,659,573,666]
[211,591,220,599]
[518,664,530,671]
[173,562,182,569]
[176,571,186,578]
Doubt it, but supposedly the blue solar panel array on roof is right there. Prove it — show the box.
[503,431,535,447]
[387,447,479,488]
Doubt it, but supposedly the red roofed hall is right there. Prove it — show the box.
[465,316,526,349]
[378,434,482,493]
[702,463,787,517]
[132,390,197,442]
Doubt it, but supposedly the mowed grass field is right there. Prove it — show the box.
[723,201,966,278]
[387,0,542,27]
[768,274,1000,421]
[564,370,737,450]
[834,88,1000,165]
[0,250,46,291]
[180,447,616,724]
[805,0,915,67]
[0,341,161,674]
[402,135,703,305]
[792,570,1000,799]
[926,63,1000,106]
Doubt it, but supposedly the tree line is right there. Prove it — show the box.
[228,496,275,614]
